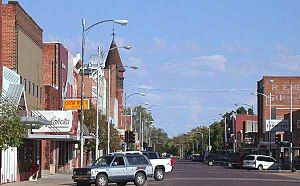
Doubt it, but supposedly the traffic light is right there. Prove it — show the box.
[275,134,281,144]
[129,131,135,143]
[125,131,129,142]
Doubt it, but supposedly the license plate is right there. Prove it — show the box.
[75,177,83,180]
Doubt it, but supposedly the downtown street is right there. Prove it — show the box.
[6,160,300,186]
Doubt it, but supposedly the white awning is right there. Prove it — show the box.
[26,133,94,141]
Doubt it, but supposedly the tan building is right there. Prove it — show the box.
[2,1,43,109]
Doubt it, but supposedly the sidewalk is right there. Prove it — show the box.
[4,173,74,186]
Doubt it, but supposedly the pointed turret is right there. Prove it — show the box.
[104,38,125,72]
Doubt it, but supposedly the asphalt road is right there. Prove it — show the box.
[153,160,300,186]
[7,160,300,186]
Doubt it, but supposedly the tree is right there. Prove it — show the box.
[0,97,27,149]
[236,106,247,114]
[84,104,121,152]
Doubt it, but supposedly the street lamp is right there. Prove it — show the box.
[80,18,128,167]
[197,132,204,154]
[251,92,272,155]
[269,80,294,172]
[124,92,146,130]
[219,113,227,145]
[141,120,154,151]
[95,45,131,160]
[107,64,137,154]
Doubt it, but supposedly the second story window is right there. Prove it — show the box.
[32,83,35,95]
[24,79,27,91]
[28,81,31,93]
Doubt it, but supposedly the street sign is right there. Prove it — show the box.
[63,99,90,110]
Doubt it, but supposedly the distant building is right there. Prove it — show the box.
[229,114,258,150]
[257,76,300,154]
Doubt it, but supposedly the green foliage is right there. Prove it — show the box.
[84,104,121,151]
[236,106,247,114]
[0,98,27,149]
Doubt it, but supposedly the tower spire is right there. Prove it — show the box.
[112,24,116,41]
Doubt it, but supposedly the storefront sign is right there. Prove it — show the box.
[32,110,73,133]
[264,119,289,132]
[63,99,90,110]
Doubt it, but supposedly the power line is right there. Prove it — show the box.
[126,86,255,93]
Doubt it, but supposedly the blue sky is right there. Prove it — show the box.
[12,0,300,136]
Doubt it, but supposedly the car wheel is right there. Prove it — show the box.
[154,168,165,181]
[95,174,108,186]
[258,165,263,171]
[116,182,128,186]
[208,161,213,166]
[134,172,146,186]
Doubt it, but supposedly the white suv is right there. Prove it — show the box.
[243,155,280,170]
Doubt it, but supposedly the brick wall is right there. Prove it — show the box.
[258,76,300,143]
[42,85,60,110]
[2,1,43,70]
[42,44,56,85]
[2,3,17,70]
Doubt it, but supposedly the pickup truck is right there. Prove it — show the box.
[110,151,174,181]
[142,151,174,181]
[72,154,153,186]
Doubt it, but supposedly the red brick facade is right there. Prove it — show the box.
[2,1,43,70]
[258,76,300,145]
[104,39,125,129]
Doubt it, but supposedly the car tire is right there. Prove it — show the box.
[116,182,128,186]
[134,172,146,186]
[208,161,213,166]
[95,174,108,186]
[154,168,165,181]
[258,165,263,171]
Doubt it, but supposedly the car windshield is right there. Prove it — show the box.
[94,156,114,166]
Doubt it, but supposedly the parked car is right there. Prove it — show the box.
[204,154,230,166]
[228,153,248,169]
[191,154,205,162]
[242,155,280,170]
[72,154,153,186]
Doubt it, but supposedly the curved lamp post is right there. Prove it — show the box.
[80,18,128,167]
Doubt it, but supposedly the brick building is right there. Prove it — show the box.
[257,76,300,157]
[38,42,80,176]
[230,114,258,150]
[104,38,125,130]
[2,0,43,109]
[1,1,44,182]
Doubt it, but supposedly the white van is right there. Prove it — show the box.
[243,155,280,170]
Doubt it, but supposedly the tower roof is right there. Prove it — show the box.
[104,39,125,72]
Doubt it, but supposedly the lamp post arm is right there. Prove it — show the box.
[85,19,115,34]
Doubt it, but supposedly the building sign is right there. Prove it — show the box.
[32,110,73,133]
[263,119,289,132]
[63,99,90,110]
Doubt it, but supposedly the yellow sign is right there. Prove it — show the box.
[63,99,90,110]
